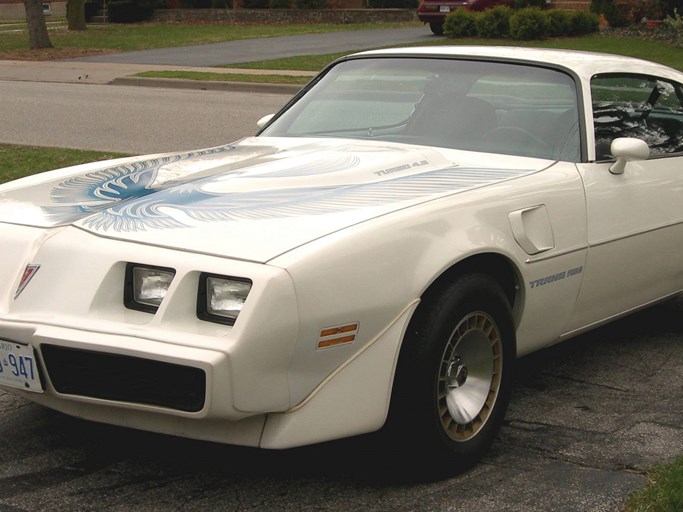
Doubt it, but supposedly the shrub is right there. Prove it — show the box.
[242,0,268,7]
[548,9,572,36]
[444,9,479,37]
[108,0,153,22]
[664,8,683,30]
[509,7,550,39]
[620,0,663,24]
[270,0,291,6]
[662,10,683,45]
[661,0,683,16]
[569,9,600,34]
[476,5,513,38]
[590,0,627,26]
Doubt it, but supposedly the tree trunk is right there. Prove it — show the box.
[67,0,87,31]
[24,0,53,49]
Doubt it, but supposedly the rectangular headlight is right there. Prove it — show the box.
[124,263,176,313]
[197,273,252,325]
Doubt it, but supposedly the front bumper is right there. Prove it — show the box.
[0,319,272,446]
[1,297,416,449]
[0,223,299,418]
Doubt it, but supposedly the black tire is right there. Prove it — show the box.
[387,274,516,474]
[430,22,445,35]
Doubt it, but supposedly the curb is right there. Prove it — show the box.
[110,76,305,95]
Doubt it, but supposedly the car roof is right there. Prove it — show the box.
[350,46,683,83]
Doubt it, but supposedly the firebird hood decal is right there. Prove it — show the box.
[0,138,545,262]
[78,165,530,232]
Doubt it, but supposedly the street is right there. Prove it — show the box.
[0,81,289,154]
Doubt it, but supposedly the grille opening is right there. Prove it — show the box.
[41,344,206,413]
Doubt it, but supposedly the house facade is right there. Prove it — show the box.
[0,0,67,20]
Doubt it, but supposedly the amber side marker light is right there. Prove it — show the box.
[317,323,359,349]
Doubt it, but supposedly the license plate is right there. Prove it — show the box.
[439,5,451,12]
[0,340,43,392]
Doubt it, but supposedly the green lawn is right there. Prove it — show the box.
[625,456,683,512]
[134,69,313,85]
[228,35,683,72]
[0,144,127,184]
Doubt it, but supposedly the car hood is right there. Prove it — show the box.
[0,137,545,263]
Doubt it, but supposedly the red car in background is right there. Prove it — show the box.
[418,0,515,34]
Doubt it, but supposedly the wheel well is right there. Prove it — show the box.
[386,253,521,437]
[419,253,521,324]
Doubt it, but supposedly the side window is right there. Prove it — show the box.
[591,73,683,160]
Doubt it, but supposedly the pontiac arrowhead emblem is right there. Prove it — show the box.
[14,264,40,300]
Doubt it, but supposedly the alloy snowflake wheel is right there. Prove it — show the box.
[438,312,503,442]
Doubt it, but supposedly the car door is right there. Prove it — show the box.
[564,72,683,336]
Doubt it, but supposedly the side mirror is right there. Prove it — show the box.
[256,114,275,130]
[609,137,649,175]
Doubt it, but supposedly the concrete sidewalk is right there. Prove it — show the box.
[0,59,315,93]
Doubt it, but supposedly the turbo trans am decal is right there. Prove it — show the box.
[529,266,583,289]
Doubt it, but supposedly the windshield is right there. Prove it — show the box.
[260,57,581,161]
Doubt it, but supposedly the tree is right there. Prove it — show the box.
[67,0,87,31]
[23,0,53,49]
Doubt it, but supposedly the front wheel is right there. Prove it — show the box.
[387,274,516,473]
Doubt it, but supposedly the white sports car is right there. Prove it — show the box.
[1,47,681,471]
